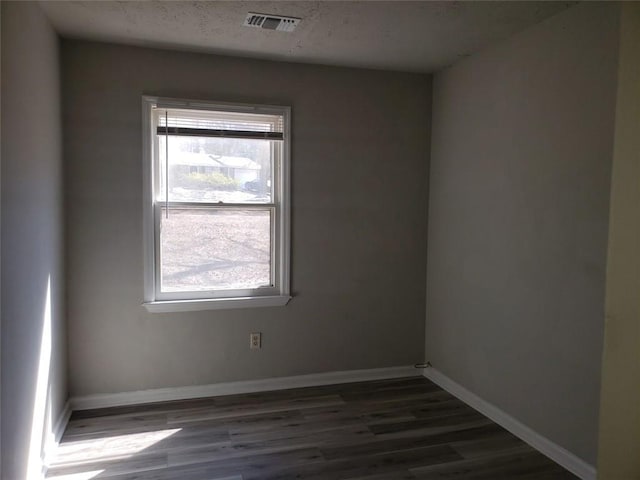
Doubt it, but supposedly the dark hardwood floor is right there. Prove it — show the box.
[47,376,578,480]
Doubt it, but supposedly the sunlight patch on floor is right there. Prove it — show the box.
[47,470,105,480]
[53,428,182,465]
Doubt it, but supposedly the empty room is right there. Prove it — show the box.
[1,1,638,479]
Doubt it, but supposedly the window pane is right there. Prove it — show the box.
[159,208,272,292]
[158,136,273,203]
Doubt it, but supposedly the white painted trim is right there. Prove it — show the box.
[70,366,418,411]
[143,294,291,313]
[42,400,71,468]
[422,367,596,480]
[53,401,72,444]
[141,96,155,305]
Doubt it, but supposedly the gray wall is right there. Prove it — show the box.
[1,2,66,479]
[425,2,619,465]
[597,4,640,477]
[62,41,430,397]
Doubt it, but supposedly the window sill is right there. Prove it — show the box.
[143,295,292,313]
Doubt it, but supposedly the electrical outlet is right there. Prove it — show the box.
[250,332,261,349]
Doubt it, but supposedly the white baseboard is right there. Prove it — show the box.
[42,400,71,468]
[422,367,596,480]
[53,400,73,443]
[70,365,419,411]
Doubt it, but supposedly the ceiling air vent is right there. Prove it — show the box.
[243,12,300,32]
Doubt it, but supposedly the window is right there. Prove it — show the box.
[142,97,291,312]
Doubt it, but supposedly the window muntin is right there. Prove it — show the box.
[143,98,290,306]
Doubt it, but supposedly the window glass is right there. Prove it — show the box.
[158,136,274,204]
[159,208,272,292]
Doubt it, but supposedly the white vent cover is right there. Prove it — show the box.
[244,12,300,32]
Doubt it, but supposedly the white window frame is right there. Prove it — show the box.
[141,96,291,312]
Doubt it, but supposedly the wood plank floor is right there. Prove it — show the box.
[47,377,578,480]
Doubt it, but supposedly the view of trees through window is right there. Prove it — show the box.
[158,136,273,203]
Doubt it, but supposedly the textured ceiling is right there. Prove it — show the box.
[39,1,576,73]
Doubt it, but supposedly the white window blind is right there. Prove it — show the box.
[156,108,284,140]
